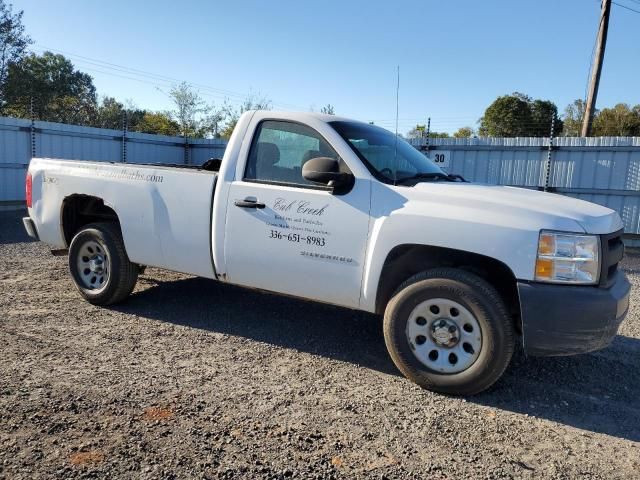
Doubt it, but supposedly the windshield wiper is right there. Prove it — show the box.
[396,172,467,184]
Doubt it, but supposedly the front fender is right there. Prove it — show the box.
[359,183,584,313]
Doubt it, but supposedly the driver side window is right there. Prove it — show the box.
[245,120,339,186]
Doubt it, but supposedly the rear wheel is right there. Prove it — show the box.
[383,268,515,395]
[68,222,138,305]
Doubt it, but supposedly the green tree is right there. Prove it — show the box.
[94,96,149,131]
[453,126,474,138]
[562,99,585,136]
[135,111,180,136]
[122,100,147,131]
[320,104,335,115]
[220,93,272,139]
[479,92,561,137]
[0,0,31,112]
[169,82,207,137]
[406,125,449,139]
[562,100,640,137]
[479,92,531,137]
[406,125,426,139]
[94,96,125,129]
[3,51,97,124]
[530,99,563,136]
[592,103,640,136]
[168,82,226,138]
[200,107,226,138]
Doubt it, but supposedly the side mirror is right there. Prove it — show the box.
[302,157,354,192]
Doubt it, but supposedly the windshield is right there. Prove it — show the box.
[329,121,445,183]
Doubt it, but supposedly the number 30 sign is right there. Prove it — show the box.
[430,150,451,169]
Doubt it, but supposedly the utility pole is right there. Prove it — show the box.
[581,0,611,137]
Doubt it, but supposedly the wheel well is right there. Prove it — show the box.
[376,244,521,331]
[61,195,119,246]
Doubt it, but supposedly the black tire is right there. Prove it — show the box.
[383,268,515,395]
[68,222,138,306]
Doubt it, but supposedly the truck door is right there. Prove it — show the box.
[223,119,370,309]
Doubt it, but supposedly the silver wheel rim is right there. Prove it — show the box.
[405,298,482,374]
[75,239,110,292]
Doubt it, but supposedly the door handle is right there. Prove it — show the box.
[234,198,265,209]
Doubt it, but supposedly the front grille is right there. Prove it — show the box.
[599,229,624,288]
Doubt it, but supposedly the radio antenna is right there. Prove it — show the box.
[393,65,400,186]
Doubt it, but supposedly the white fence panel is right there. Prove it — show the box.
[127,131,185,165]
[1,116,638,236]
[189,138,227,165]
[0,117,32,206]
[412,137,640,236]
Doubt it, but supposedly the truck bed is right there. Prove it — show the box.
[28,158,218,279]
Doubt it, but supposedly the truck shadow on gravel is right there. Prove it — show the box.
[475,335,640,442]
[0,211,34,245]
[116,275,640,443]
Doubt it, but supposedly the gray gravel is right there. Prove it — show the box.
[1,210,639,479]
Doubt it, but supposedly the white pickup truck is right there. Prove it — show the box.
[23,110,630,395]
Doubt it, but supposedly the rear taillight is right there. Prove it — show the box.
[26,173,33,208]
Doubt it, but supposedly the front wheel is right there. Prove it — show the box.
[68,222,138,306]
[383,268,515,395]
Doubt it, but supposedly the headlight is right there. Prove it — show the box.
[535,231,600,284]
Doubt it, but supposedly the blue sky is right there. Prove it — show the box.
[12,0,640,134]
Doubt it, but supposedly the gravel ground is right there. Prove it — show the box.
[1,210,639,479]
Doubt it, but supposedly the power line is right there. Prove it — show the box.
[40,59,258,109]
[612,1,640,13]
[32,45,249,100]
[33,45,257,103]
[31,44,309,111]
[26,44,576,131]
[584,14,600,107]
[376,119,564,126]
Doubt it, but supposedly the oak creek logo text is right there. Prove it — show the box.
[273,197,328,216]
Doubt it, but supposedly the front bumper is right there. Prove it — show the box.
[518,271,631,356]
[22,217,39,240]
